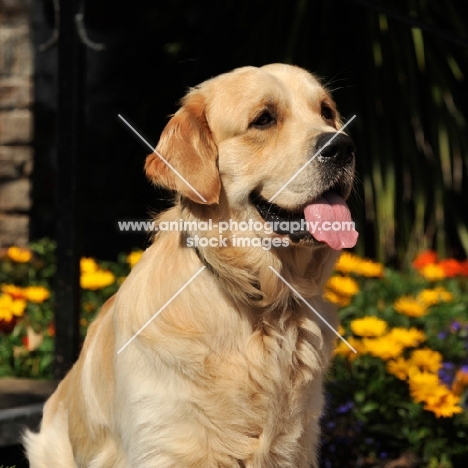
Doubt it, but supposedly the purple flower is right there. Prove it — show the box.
[337,401,354,414]
[439,362,456,387]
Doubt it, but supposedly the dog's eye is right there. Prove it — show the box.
[321,104,334,121]
[251,111,276,129]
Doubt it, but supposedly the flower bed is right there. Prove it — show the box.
[0,241,467,466]
[0,240,135,378]
[321,252,468,467]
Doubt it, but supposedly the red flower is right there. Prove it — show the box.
[0,318,16,333]
[413,250,438,270]
[438,259,464,277]
[458,260,468,277]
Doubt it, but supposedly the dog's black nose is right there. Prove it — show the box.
[315,132,355,164]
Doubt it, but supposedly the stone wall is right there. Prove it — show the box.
[0,0,33,246]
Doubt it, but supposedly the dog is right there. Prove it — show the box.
[24,63,357,468]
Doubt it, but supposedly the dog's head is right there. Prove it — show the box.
[146,63,357,252]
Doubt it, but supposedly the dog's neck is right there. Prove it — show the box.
[152,202,338,316]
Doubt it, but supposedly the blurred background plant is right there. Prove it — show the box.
[1,242,467,466]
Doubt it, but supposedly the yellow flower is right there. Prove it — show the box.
[335,252,362,274]
[334,336,364,360]
[419,263,445,281]
[387,357,413,380]
[387,327,426,348]
[127,250,143,268]
[409,348,443,373]
[80,257,99,274]
[7,246,32,263]
[80,269,115,290]
[324,290,351,307]
[0,307,13,322]
[335,252,384,277]
[362,336,404,360]
[356,259,384,278]
[326,276,359,297]
[23,286,50,303]
[350,317,388,337]
[394,296,428,318]
[2,284,51,304]
[407,368,459,416]
[417,287,453,306]
[0,293,27,322]
[1,284,27,300]
[423,389,464,418]
[408,370,442,403]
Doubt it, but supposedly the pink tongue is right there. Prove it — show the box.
[304,193,359,250]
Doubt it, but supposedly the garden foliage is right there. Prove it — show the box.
[0,241,467,466]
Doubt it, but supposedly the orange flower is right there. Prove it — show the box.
[452,367,468,396]
[412,250,437,270]
[1,284,27,300]
[438,259,463,277]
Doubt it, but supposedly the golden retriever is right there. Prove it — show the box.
[24,63,357,468]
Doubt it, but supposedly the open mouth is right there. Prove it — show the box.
[249,192,309,240]
[249,188,359,250]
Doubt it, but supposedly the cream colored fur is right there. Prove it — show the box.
[24,63,354,467]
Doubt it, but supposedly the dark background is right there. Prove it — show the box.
[28,0,382,259]
[30,0,468,263]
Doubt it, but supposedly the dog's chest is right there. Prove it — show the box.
[120,309,327,467]
[202,320,325,464]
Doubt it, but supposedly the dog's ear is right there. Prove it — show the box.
[145,90,220,205]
